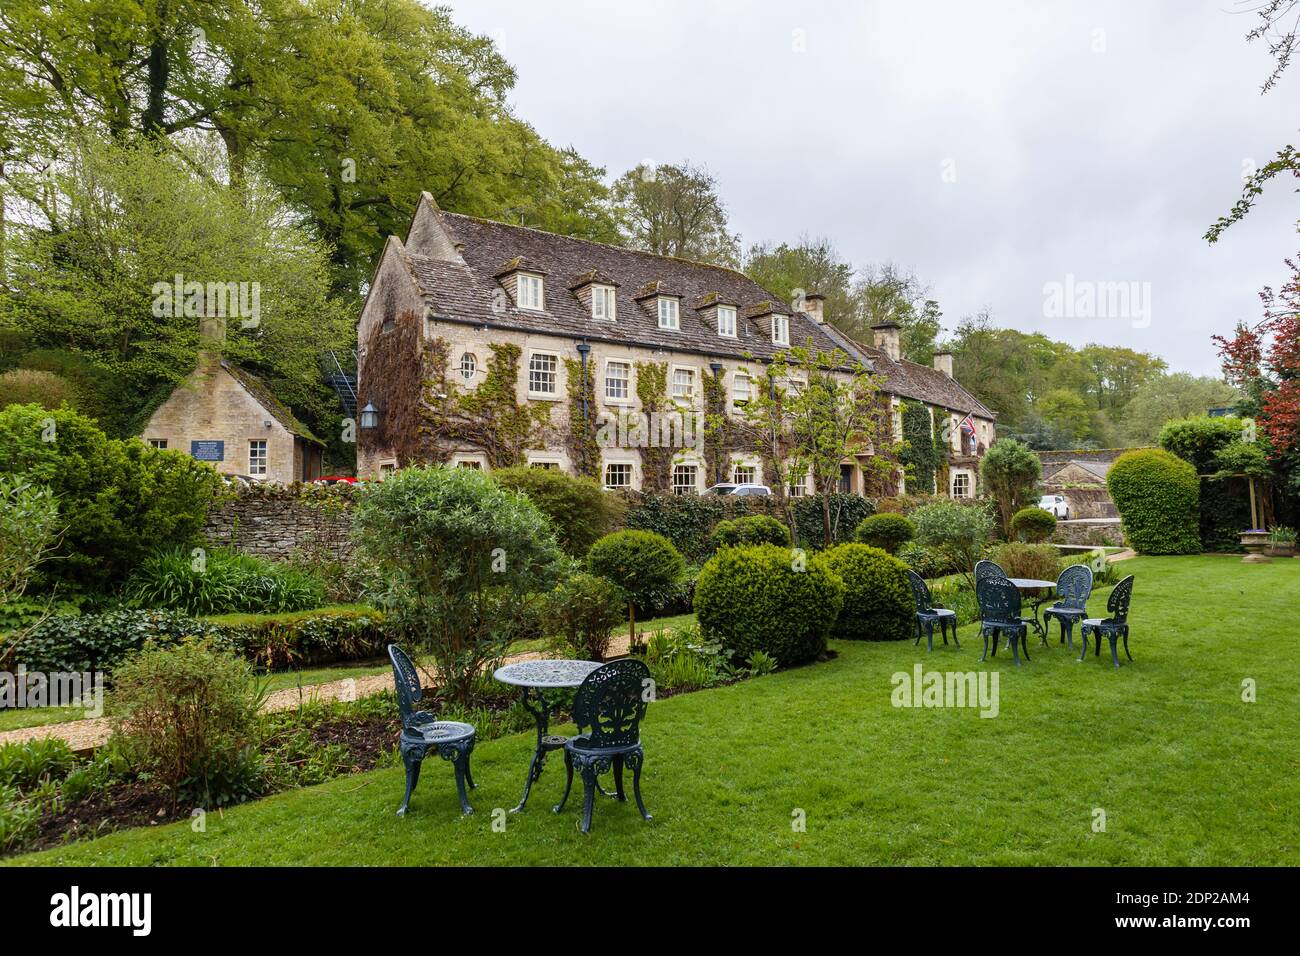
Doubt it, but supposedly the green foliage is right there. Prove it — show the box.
[0,404,222,589]
[610,162,740,267]
[979,438,1042,537]
[988,543,1062,581]
[352,465,563,704]
[709,514,792,551]
[0,475,60,606]
[910,500,995,585]
[644,624,735,691]
[209,606,389,671]
[1108,449,1201,555]
[491,466,625,557]
[542,573,625,662]
[820,544,913,641]
[622,492,874,563]
[14,609,213,675]
[587,529,684,646]
[1158,417,1255,552]
[0,369,79,410]
[1212,440,1272,478]
[111,640,267,809]
[0,738,76,791]
[123,547,324,616]
[853,512,915,554]
[1060,550,1120,586]
[897,541,952,578]
[694,544,844,666]
[1158,416,1243,474]
[1010,507,1057,543]
[900,402,942,494]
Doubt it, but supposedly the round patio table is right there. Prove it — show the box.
[494,659,602,813]
[1008,578,1056,637]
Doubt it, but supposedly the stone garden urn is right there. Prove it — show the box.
[1240,530,1272,563]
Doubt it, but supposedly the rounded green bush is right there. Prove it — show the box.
[694,544,844,666]
[1010,506,1057,543]
[1107,448,1200,554]
[709,514,791,551]
[820,543,914,641]
[853,512,915,554]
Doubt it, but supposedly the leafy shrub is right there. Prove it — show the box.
[897,541,952,578]
[1108,449,1200,554]
[1061,549,1120,586]
[1159,416,1253,552]
[637,565,699,618]
[0,738,77,790]
[208,605,389,670]
[979,438,1042,538]
[910,500,995,586]
[622,491,873,563]
[587,530,684,647]
[353,465,563,705]
[694,544,844,667]
[709,514,791,551]
[853,512,915,553]
[988,543,1061,581]
[13,609,214,674]
[542,573,625,661]
[492,466,626,557]
[111,639,267,809]
[0,369,80,410]
[0,475,61,607]
[123,546,325,615]
[1158,416,1243,473]
[1010,507,1057,543]
[820,543,914,641]
[746,650,778,676]
[645,623,733,691]
[0,784,39,851]
[0,404,224,589]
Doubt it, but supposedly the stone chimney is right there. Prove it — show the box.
[933,350,953,377]
[198,315,226,372]
[802,292,826,324]
[871,321,901,361]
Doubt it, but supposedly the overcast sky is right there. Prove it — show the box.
[442,0,1298,375]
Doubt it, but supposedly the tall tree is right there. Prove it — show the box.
[609,161,739,267]
[855,263,941,363]
[744,236,857,326]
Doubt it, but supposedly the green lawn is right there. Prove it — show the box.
[9,555,1299,866]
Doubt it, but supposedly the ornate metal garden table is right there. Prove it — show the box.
[494,659,602,813]
[1008,578,1056,637]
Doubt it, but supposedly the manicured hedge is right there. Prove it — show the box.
[820,544,913,641]
[10,609,210,675]
[709,514,791,551]
[853,512,915,554]
[1010,507,1057,543]
[1107,449,1200,554]
[693,544,844,666]
[623,492,873,563]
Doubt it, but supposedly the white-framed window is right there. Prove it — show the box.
[604,462,633,490]
[672,463,698,496]
[517,274,544,311]
[460,352,477,380]
[952,472,972,498]
[457,460,482,470]
[786,376,806,398]
[788,476,807,497]
[378,460,398,478]
[734,463,757,484]
[592,285,616,321]
[528,351,559,396]
[732,371,752,407]
[605,360,631,402]
[658,297,679,329]
[671,366,696,401]
[249,440,267,476]
[529,459,560,470]
[772,314,789,346]
[717,305,737,337]
[147,438,168,450]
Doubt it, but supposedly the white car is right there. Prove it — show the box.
[705,482,773,497]
[1038,494,1070,519]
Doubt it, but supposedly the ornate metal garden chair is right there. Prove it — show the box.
[554,659,652,834]
[1080,575,1135,668]
[907,569,959,651]
[1042,564,1093,649]
[976,577,1030,665]
[387,644,477,816]
[974,558,1035,639]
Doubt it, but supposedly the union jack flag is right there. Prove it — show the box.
[959,414,976,437]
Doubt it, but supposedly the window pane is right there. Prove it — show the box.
[605,361,629,400]
[672,464,697,495]
[529,353,557,394]
[249,440,267,476]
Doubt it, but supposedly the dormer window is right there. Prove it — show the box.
[517,274,544,311]
[592,285,616,321]
[658,297,679,330]
[717,305,737,337]
[772,314,789,346]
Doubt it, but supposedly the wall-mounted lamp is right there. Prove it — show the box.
[359,402,380,429]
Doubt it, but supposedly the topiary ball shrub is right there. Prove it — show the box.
[820,543,914,641]
[1010,506,1057,543]
[708,514,791,551]
[694,544,844,667]
[1107,448,1200,554]
[853,512,915,554]
[587,529,685,646]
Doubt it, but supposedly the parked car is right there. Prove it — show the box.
[1038,494,1070,519]
[705,482,773,497]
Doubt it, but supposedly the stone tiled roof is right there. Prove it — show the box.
[401,210,994,419]
[223,362,324,445]
[406,212,846,366]
[816,323,996,419]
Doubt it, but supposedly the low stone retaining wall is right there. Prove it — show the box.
[1052,519,1125,548]
[1059,487,1117,519]
[204,483,355,560]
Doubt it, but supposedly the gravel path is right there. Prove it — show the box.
[0,632,637,753]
